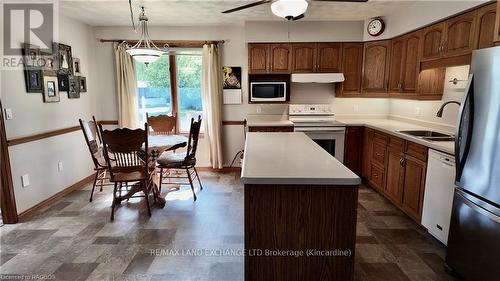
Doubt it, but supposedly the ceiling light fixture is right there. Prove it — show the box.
[126,6,167,65]
[271,0,309,20]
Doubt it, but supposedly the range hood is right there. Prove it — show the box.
[291,73,345,83]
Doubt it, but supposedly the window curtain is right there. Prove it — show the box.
[113,42,138,128]
[201,44,223,169]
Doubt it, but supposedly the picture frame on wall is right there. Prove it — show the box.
[22,43,40,69]
[58,74,69,91]
[24,70,43,93]
[223,66,242,89]
[73,58,81,76]
[54,43,73,75]
[78,77,87,92]
[43,76,60,103]
[40,51,57,75]
[68,76,80,99]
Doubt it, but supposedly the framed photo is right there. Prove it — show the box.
[40,51,57,75]
[58,74,69,91]
[24,69,43,93]
[73,58,81,75]
[22,43,40,70]
[43,76,60,103]
[54,43,73,75]
[223,66,242,89]
[68,76,80,99]
[78,76,87,92]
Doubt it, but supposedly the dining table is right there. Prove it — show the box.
[114,134,188,208]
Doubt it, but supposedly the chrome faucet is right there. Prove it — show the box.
[436,101,461,118]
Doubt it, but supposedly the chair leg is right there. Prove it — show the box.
[158,168,163,193]
[111,182,118,220]
[186,168,197,201]
[193,167,203,190]
[89,172,99,202]
[100,170,106,192]
[143,180,152,217]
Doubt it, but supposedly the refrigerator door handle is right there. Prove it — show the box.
[456,190,500,223]
[455,74,474,183]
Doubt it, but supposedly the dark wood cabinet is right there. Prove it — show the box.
[317,43,342,72]
[248,44,269,74]
[337,43,363,96]
[292,43,316,73]
[269,44,292,73]
[385,146,405,205]
[389,37,406,93]
[475,3,498,49]
[362,40,391,94]
[401,155,427,222]
[444,10,477,57]
[362,128,373,179]
[417,68,446,99]
[402,32,422,93]
[344,126,363,176]
[496,1,500,43]
[421,23,445,61]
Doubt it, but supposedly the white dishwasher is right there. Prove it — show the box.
[421,149,456,245]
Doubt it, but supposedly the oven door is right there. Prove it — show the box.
[295,127,345,163]
[250,82,286,102]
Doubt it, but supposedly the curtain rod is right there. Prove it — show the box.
[99,39,225,47]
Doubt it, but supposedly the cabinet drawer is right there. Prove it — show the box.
[373,131,389,145]
[370,164,385,190]
[406,142,428,161]
[388,136,405,150]
[372,142,387,165]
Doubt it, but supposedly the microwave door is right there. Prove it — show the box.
[251,82,286,102]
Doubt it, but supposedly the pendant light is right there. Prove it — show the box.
[126,6,167,65]
[271,0,308,20]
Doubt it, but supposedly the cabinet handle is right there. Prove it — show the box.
[399,158,404,167]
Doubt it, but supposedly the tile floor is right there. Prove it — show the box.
[0,172,459,281]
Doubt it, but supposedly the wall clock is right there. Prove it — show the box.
[367,18,385,37]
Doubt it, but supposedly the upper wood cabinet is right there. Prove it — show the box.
[248,43,291,74]
[338,43,364,95]
[444,10,477,57]
[362,40,391,94]
[475,3,498,49]
[496,1,500,43]
[389,37,406,93]
[389,31,422,95]
[292,43,342,73]
[421,23,445,61]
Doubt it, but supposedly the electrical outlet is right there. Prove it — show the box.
[256,106,262,113]
[21,174,30,187]
[4,108,13,120]
[58,162,64,172]
[353,104,359,113]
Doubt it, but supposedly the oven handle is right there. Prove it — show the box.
[294,127,346,133]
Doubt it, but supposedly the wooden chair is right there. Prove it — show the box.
[146,113,176,135]
[99,123,152,220]
[79,117,112,202]
[156,116,203,201]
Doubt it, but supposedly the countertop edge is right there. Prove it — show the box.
[241,177,362,186]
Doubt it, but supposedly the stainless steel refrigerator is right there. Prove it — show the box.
[446,46,500,281]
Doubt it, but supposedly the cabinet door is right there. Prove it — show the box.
[269,44,292,73]
[339,43,363,95]
[362,128,373,178]
[344,126,363,176]
[385,147,405,205]
[402,155,427,222]
[292,43,317,73]
[388,37,405,93]
[421,23,445,61]
[362,41,390,94]
[475,3,497,49]
[402,31,421,93]
[417,68,446,99]
[317,43,342,72]
[444,10,477,57]
[248,44,269,74]
[496,2,500,43]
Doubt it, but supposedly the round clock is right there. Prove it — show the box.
[367,18,385,37]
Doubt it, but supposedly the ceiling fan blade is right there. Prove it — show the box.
[292,14,305,21]
[222,0,272,14]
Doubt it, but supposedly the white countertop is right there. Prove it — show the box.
[241,132,361,186]
[246,114,294,127]
[335,118,455,155]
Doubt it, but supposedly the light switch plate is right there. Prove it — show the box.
[21,174,30,187]
[58,162,64,172]
[4,108,13,120]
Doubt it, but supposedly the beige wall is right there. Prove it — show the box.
[1,15,98,213]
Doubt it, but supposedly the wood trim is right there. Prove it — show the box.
[17,174,95,222]
[1,100,18,223]
[99,39,224,48]
[169,55,179,133]
[7,126,81,146]
[98,120,119,125]
[420,54,471,71]
[222,120,246,126]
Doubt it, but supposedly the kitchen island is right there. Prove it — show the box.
[241,132,361,281]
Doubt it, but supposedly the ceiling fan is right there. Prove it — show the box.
[222,0,369,21]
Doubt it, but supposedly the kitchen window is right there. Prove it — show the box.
[135,52,204,133]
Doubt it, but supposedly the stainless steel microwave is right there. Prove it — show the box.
[250,82,287,102]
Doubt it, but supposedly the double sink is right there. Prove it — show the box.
[398,130,455,142]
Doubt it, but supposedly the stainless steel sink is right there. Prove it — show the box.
[398,130,455,142]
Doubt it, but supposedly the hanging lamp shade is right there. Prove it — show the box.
[126,7,166,64]
[271,0,308,19]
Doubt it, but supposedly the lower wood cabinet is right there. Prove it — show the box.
[385,146,405,204]
[247,126,294,132]
[401,155,427,221]
[344,126,363,176]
